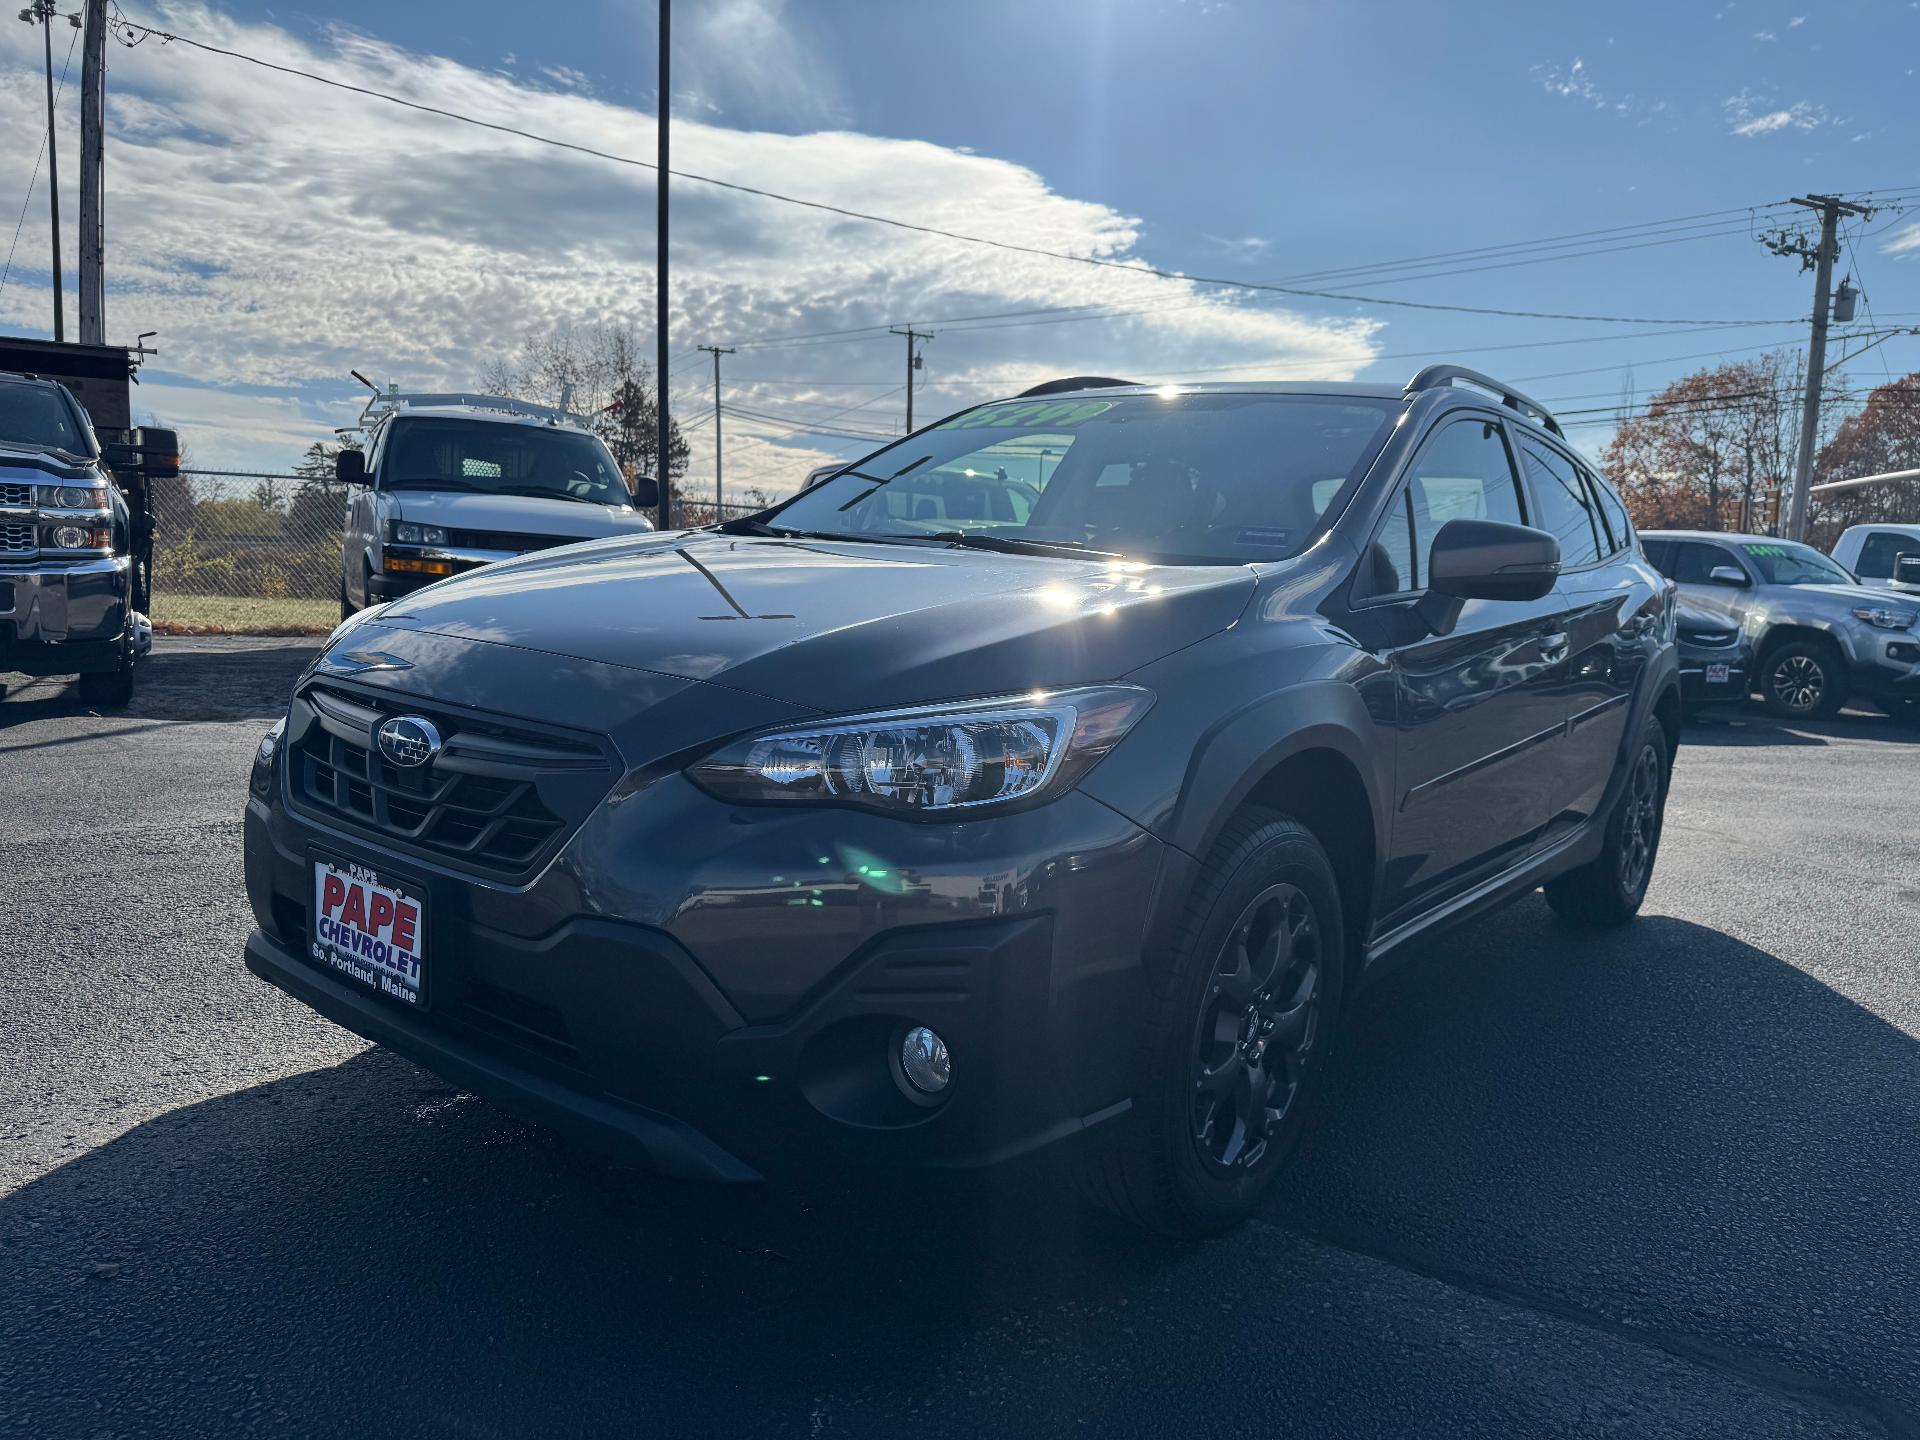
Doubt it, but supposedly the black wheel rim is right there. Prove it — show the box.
[1619,742,1662,895]
[1770,653,1825,713]
[1189,883,1322,1173]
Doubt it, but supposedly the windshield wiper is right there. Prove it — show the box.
[715,518,927,545]
[386,477,481,491]
[834,454,936,512]
[926,530,1122,560]
[499,485,599,505]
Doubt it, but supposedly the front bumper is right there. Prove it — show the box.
[1845,632,1920,700]
[242,765,1167,1179]
[0,556,129,671]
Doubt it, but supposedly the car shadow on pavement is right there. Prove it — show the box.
[1266,897,1920,1431]
[3,904,1916,1435]
[1681,705,1918,748]
[0,642,316,731]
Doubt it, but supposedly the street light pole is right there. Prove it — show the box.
[654,0,671,530]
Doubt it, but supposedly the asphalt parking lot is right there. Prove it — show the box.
[4,640,1918,1439]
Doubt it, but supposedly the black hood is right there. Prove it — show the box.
[361,531,1257,713]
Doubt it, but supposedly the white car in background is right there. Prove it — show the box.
[1832,523,1920,595]
[335,391,657,620]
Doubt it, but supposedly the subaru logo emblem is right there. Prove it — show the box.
[376,715,442,768]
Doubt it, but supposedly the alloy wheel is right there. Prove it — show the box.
[1618,742,1662,896]
[1189,882,1322,1173]
[1769,652,1826,714]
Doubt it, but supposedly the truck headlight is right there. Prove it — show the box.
[42,484,108,511]
[688,685,1153,816]
[392,523,448,546]
[1852,607,1917,631]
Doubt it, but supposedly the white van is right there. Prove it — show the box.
[334,391,658,619]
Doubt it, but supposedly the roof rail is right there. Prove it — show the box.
[354,388,594,431]
[1404,365,1564,437]
[1016,376,1139,398]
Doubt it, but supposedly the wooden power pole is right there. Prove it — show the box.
[78,0,106,345]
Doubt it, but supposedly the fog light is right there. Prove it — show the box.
[900,1026,951,1094]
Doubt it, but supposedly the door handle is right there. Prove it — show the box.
[1540,632,1570,662]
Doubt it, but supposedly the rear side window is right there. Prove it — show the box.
[1520,443,1602,569]
[1585,466,1633,553]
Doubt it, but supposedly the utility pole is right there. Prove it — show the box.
[654,0,672,529]
[890,326,932,432]
[22,0,65,341]
[77,0,105,345]
[697,344,733,512]
[1762,194,1873,542]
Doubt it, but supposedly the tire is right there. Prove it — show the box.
[1759,637,1847,719]
[76,625,135,710]
[340,575,355,623]
[1070,811,1345,1237]
[1543,720,1669,927]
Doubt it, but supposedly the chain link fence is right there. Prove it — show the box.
[149,472,766,635]
[150,473,345,634]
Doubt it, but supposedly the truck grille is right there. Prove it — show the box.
[444,527,585,556]
[1679,622,1739,648]
[0,483,31,507]
[285,680,618,882]
[0,522,34,555]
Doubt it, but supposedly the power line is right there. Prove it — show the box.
[96,7,1819,328]
[0,19,80,300]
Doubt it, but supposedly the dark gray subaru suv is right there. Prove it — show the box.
[243,368,1679,1235]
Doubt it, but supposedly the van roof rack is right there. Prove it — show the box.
[1404,365,1564,437]
[354,387,594,431]
[1016,376,1139,398]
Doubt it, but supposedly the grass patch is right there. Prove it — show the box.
[151,593,338,636]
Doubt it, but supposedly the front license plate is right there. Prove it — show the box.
[310,857,427,1007]
[1704,663,1732,684]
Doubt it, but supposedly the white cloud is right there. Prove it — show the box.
[1887,223,1920,257]
[678,0,846,125]
[1722,90,1834,136]
[1533,57,1659,119]
[1201,234,1272,258]
[1753,29,1777,40]
[1788,15,1807,25]
[1535,56,1606,107]
[0,6,1379,495]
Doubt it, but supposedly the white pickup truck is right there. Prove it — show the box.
[336,391,657,619]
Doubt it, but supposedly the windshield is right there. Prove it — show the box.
[0,383,92,457]
[379,417,631,505]
[1738,541,1857,587]
[766,392,1400,564]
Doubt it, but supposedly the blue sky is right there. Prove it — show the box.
[1,0,1916,489]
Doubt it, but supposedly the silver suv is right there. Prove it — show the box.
[335,391,656,619]
[1642,530,1920,719]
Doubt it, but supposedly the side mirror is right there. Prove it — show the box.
[106,428,180,478]
[1417,518,1560,636]
[335,449,366,485]
[1707,565,1748,587]
[629,473,660,509]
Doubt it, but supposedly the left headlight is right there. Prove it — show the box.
[251,717,286,797]
[392,522,448,546]
[1852,607,1917,631]
[688,685,1154,816]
